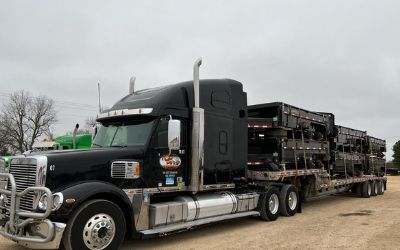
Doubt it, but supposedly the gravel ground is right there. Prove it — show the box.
[1,176,399,250]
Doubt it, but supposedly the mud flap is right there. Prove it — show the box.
[297,190,302,213]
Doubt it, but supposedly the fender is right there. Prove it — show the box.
[53,181,135,235]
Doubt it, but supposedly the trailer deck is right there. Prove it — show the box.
[247,168,386,191]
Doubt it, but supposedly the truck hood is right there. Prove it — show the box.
[39,147,145,190]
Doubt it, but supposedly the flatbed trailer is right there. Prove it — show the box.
[248,168,386,195]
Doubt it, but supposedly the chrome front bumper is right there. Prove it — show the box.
[0,173,65,249]
[16,222,66,249]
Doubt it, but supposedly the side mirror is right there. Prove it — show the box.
[168,120,181,150]
[92,123,101,140]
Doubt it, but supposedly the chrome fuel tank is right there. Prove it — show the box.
[149,192,260,229]
[176,192,237,221]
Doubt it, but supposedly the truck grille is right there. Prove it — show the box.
[7,163,37,212]
[111,162,127,178]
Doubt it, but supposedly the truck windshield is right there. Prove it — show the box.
[92,119,156,147]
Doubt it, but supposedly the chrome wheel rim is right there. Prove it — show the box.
[269,193,279,214]
[288,191,297,210]
[83,213,115,250]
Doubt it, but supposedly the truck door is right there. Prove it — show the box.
[149,118,187,189]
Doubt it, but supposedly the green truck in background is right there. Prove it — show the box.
[55,134,92,149]
[34,124,92,151]
[33,134,92,151]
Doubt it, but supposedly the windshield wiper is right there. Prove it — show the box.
[109,145,128,148]
[92,143,103,148]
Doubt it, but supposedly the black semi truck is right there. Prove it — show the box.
[0,59,387,250]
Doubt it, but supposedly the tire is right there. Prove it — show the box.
[280,185,299,216]
[371,181,378,196]
[377,180,384,195]
[362,181,371,198]
[259,188,280,221]
[63,199,126,250]
[351,183,361,196]
[354,183,362,197]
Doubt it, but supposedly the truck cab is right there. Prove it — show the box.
[0,66,251,249]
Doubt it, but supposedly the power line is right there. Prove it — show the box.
[55,105,98,112]
[0,91,99,110]
[58,113,92,118]
[54,100,98,109]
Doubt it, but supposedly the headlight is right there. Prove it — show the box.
[38,192,64,211]
[0,159,7,181]
[0,194,5,208]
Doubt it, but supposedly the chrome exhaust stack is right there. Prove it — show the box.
[129,76,136,94]
[72,123,79,149]
[190,58,204,194]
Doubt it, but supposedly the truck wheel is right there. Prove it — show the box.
[354,183,362,197]
[377,181,384,195]
[259,188,280,221]
[351,184,361,196]
[280,185,299,216]
[371,181,378,196]
[361,181,371,198]
[63,199,126,250]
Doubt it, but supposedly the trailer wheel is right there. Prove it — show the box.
[351,183,361,196]
[354,183,362,197]
[361,181,371,198]
[259,188,280,221]
[63,199,126,250]
[377,181,384,195]
[371,181,378,196]
[280,185,299,216]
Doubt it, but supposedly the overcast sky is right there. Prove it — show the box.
[0,0,399,160]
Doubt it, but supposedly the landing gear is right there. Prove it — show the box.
[352,183,362,197]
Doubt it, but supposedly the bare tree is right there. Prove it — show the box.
[0,91,57,153]
[69,117,97,135]
[0,119,12,155]
[85,117,97,130]
[64,118,96,136]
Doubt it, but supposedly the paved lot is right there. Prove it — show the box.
[1,176,400,249]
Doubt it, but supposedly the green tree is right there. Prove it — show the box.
[393,140,400,168]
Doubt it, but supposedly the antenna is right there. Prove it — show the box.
[98,82,102,113]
